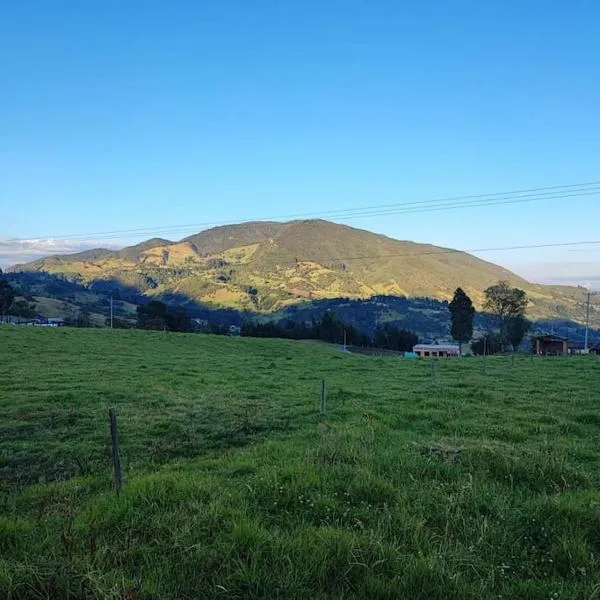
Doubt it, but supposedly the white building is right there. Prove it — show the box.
[412,343,460,358]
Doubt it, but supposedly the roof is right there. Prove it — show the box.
[413,344,460,351]
[535,334,568,342]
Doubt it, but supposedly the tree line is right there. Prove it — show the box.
[0,270,37,318]
[133,300,419,351]
[242,311,419,351]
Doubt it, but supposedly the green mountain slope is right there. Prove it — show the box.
[7,219,593,324]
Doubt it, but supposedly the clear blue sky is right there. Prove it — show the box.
[1,1,599,284]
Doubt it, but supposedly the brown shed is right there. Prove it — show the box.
[535,334,568,356]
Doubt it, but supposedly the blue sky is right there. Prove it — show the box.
[1,1,599,285]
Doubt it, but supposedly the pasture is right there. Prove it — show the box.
[1,327,599,599]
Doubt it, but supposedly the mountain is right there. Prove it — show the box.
[7,219,594,325]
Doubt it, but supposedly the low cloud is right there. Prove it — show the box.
[0,238,122,269]
[508,261,600,290]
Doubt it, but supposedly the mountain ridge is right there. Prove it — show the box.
[7,219,592,324]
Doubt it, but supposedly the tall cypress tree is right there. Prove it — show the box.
[449,287,475,353]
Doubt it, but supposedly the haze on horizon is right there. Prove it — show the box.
[1,2,599,287]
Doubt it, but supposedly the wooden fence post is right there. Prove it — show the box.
[483,337,488,374]
[320,379,327,415]
[108,407,122,496]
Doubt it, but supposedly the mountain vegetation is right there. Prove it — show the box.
[7,220,595,327]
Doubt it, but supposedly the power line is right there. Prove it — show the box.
[292,239,600,265]
[17,180,600,243]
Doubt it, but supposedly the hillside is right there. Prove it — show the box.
[8,219,594,324]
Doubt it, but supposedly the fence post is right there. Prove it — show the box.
[108,407,122,496]
[483,337,488,375]
[320,379,327,415]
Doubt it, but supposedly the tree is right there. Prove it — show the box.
[137,300,168,330]
[484,281,528,347]
[10,299,37,318]
[319,311,344,344]
[77,309,92,328]
[373,324,418,351]
[136,300,192,332]
[471,332,503,355]
[0,271,15,315]
[506,315,530,351]
[448,288,474,352]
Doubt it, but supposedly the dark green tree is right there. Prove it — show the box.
[136,300,192,332]
[319,311,344,343]
[137,301,168,330]
[471,332,503,355]
[448,288,475,352]
[506,315,530,351]
[484,281,528,347]
[10,299,37,318]
[77,309,92,328]
[0,271,16,315]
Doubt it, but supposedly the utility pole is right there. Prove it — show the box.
[343,329,347,352]
[584,291,591,352]
[110,296,114,329]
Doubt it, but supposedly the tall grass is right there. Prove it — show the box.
[1,327,599,598]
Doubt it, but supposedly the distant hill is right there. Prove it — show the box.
[7,219,595,326]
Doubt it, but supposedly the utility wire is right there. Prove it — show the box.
[67,186,600,243]
[293,240,600,265]
[17,180,600,242]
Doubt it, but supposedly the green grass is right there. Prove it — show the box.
[1,327,599,599]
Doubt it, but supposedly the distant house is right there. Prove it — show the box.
[192,318,209,331]
[413,343,460,358]
[228,325,241,336]
[535,334,568,356]
[0,315,65,327]
[46,318,65,327]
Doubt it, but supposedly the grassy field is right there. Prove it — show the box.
[1,327,599,599]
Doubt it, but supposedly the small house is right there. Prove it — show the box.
[412,343,460,358]
[46,318,65,327]
[535,334,568,356]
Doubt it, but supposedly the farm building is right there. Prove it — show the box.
[535,334,568,356]
[0,316,65,327]
[413,343,460,358]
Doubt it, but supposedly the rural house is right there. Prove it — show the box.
[412,343,460,358]
[0,315,65,327]
[534,334,568,356]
